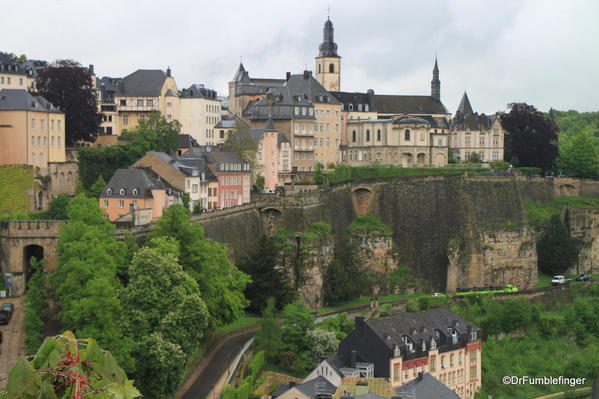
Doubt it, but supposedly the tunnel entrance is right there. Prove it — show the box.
[23,244,44,283]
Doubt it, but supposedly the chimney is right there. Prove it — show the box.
[286,72,291,81]
[355,316,365,328]
[167,67,172,77]
[351,349,357,368]
[88,64,95,75]
[303,70,310,79]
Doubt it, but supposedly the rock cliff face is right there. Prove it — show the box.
[568,208,599,275]
[447,228,538,292]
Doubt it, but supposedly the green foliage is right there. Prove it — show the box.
[318,312,354,341]
[150,205,249,327]
[307,328,339,361]
[491,161,510,171]
[192,201,203,215]
[537,214,580,276]
[222,122,258,168]
[281,302,315,356]
[0,331,141,399]
[255,298,283,361]
[49,194,133,371]
[121,112,181,154]
[255,175,265,191]
[240,236,294,312]
[122,238,208,398]
[557,132,599,178]
[517,166,542,176]
[324,236,365,304]
[23,259,48,354]
[347,215,392,237]
[447,148,457,164]
[0,211,31,221]
[325,165,485,185]
[181,192,191,212]
[0,165,34,215]
[77,145,141,191]
[46,195,71,220]
[552,109,599,150]
[314,162,325,185]
[88,175,107,199]
[524,196,599,224]
[417,295,449,311]
[466,152,482,164]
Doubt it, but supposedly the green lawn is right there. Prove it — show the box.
[0,165,34,215]
[536,272,554,288]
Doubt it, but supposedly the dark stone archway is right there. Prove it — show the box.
[23,244,44,283]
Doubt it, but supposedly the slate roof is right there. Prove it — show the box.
[318,19,340,57]
[274,376,336,399]
[98,76,123,103]
[451,92,500,130]
[330,91,448,115]
[364,308,480,351]
[395,373,460,399]
[0,89,62,113]
[247,128,290,147]
[117,69,168,97]
[178,134,199,149]
[0,53,26,76]
[101,168,160,198]
[393,116,430,125]
[244,72,339,121]
[456,92,474,116]
[180,84,218,99]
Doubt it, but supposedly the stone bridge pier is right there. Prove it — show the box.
[0,220,66,296]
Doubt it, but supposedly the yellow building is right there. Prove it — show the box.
[449,92,504,162]
[0,89,66,170]
[178,84,222,146]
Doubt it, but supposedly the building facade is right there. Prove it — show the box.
[179,84,222,146]
[249,119,292,189]
[449,92,504,162]
[0,89,66,170]
[337,309,482,399]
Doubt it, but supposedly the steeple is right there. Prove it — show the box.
[318,18,339,58]
[232,62,246,82]
[456,92,474,116]
[431,56,441,101]
[265,116,276,132]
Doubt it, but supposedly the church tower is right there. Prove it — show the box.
[315,18,341,91]
[431,56,441,101]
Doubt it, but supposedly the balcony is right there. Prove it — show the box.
[294,146,314,152]
[294,130,315,137]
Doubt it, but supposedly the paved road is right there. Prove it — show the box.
[0,297,26,381]
[182,331,254,399]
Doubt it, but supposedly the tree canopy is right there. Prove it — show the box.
[120,112,181,155]
[500,103,559,171]
[149,205,249,327]
[557,132,599,178]
[34,60,102,145]
[537,213,580,276]
[222,122,258,169]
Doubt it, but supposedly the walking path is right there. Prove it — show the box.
[0,297,26,382]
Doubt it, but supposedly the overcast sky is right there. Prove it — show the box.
[2,0,597,114]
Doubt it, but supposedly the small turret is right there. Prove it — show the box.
[431,56,441,101]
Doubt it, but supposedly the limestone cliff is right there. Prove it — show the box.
[568,208,599,275]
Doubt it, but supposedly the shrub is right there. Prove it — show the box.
[491,161,511,171]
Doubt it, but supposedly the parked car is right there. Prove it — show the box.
[2,303,13,314]
[431,293,445,297]
[0,311,9,325]
[576,273,592,282]
[551,275,572,285]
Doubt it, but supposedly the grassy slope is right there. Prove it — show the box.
[0,165,34,214]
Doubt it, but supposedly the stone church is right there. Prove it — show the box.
[227,17,504,169]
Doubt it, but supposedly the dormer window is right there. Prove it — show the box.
[430,338,437,350]
[106,188,112,195]
[348,104,353,111]
[402,336,414,353]
[422,341,426,352]
[132,189,138,195]
[309,108,314,116]
[119,189,125,196]
[394,345,401,358]
[448,327,459,345]
[358,104,363,112]
[365,104,369,112]
[470,330,477,341]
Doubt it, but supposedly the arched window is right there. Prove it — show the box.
[358,104,362,112]
[377,129,381,141]
[329,63,335,73]
[106,188,112,195]
[366,130,370,141]
[404,129,411,141]
[318,64,321,73]
[352,130,356,143]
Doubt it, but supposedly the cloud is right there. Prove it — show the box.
[1,0,596,113]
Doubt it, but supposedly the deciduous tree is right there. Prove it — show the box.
[557,132,599,178]
[500,103,559,171]
[120,112,181,155]
[34,60,102,145]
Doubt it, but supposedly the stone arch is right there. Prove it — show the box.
[23,244,44,285]
[261,207,283,235]
[416,153,427,166]
[401,152,413,167]
[558,183,577,196]
[351,187,374,216]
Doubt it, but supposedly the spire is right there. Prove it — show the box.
[232,62,246,82]
[265,116,276,132]
[318,18,339,57]
[457,91,474,116]
[431,56,440,101]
